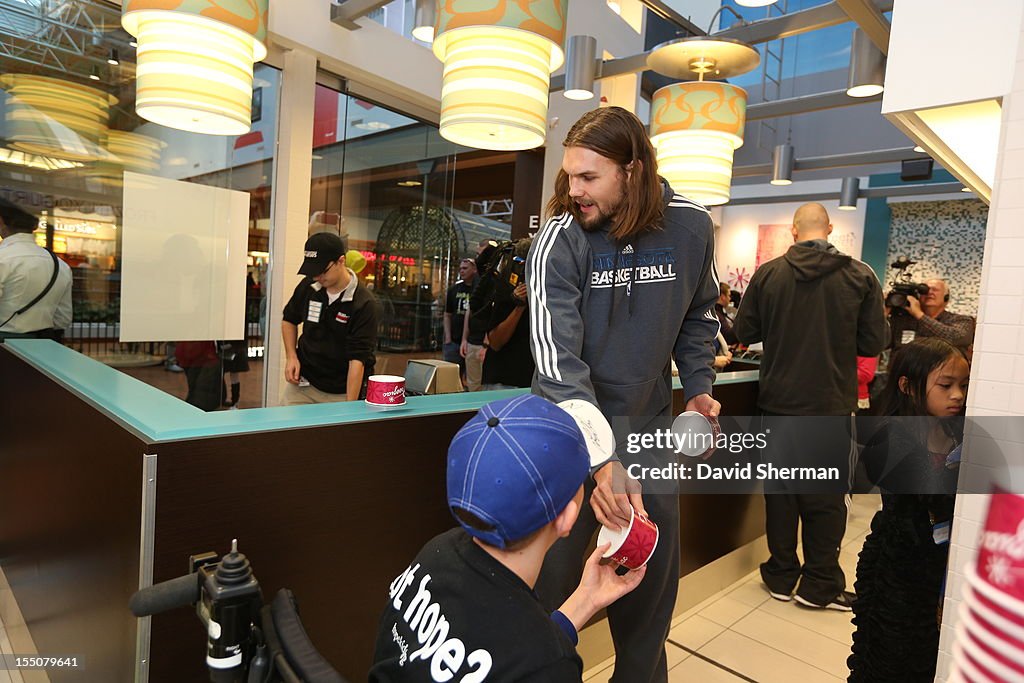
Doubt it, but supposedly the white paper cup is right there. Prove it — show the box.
[670,411,718,458]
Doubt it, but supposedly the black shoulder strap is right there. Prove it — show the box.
[0,250,60,329]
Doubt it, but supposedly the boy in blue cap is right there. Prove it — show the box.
[370,394,646,681]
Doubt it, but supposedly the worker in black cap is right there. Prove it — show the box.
[281,232,379,404]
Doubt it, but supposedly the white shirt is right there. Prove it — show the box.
[0,233,73,333]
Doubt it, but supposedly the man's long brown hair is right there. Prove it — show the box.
[545,106,664,242]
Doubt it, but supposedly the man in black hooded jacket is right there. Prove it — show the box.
[734,202,887,611]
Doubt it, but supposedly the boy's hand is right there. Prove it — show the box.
[558,543,647,631]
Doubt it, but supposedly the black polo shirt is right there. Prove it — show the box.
[282,272,378,395]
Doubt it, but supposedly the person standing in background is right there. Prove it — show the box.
[444,258,477,384]
[734,202,887,611]
[281,232,378,404]
[0,198,72,342]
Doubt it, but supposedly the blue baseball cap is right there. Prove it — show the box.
[447,394,590,549]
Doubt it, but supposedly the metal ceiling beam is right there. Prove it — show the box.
[330,0,391,30]
[834,0,891,54]
[727,182,965,206]
[637,0,705,36]
[716,0,893,46]
[734,147,928,178]
[552,1,894,94]
[746,89,881,121]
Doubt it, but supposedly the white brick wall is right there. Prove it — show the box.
[936,11,1024,680]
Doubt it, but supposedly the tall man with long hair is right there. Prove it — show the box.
[527,106,722,682]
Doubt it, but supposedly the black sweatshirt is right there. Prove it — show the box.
[370,529,582,682]
[734,240,887,415]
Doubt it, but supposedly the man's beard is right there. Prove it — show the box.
[574,193,625,231]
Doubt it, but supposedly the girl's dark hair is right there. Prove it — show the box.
[545,106,664,242]
[875,338,966,417]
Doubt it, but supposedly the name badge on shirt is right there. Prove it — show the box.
[307,301,322,323]
[901,329,916,345]
[336,311,349,324]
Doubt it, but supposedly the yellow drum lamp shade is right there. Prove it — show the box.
[650,82,747,206]
[432,0,567,151]
[121,0,269,136]
[0,74,117,162]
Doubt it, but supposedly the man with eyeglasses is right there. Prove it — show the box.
[281,232,379,404]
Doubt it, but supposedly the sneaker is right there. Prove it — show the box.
[764,585,793,602]
[794,590,856,612]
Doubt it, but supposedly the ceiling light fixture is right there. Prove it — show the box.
[563,35,598,101]
[121,0,269,136]
[846,28,886,98]
[650,82,748,206]
[353,120,391,131]
[839,177,860,210]
[646,26,758,206]
[411,0,435,43]
[107,48,119,66]
[0,74,117,162]
[770,143,794,186]
[432,0,567,151]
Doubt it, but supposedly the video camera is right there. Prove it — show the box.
[885,256,929,314]
[129,540,345,683]
[480,238,531,303]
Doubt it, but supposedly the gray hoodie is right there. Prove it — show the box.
[526,183,720,447]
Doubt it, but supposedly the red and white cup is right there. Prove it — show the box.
[365,375,406,408]
[597,505,659,571]
[958,602,1024,676]
[974,491,1024,602]
[955,621,1023,682]
[963,582,1024,650]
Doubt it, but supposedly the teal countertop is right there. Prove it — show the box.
[4,340,758,444]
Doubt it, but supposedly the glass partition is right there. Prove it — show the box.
[0,1,278,409]
[307,83,514,383]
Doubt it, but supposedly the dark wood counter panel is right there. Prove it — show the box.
[1,344,762,682]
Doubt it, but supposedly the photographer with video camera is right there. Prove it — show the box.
[885,258,975,355]
[480,237,534,390]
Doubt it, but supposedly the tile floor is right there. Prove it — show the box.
[0,622,25,683]
[583,494,880,683]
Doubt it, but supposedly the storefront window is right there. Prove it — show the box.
[0,4,278,409]
[308,83,516,377]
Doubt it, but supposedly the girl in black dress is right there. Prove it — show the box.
[848,338,969,682]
